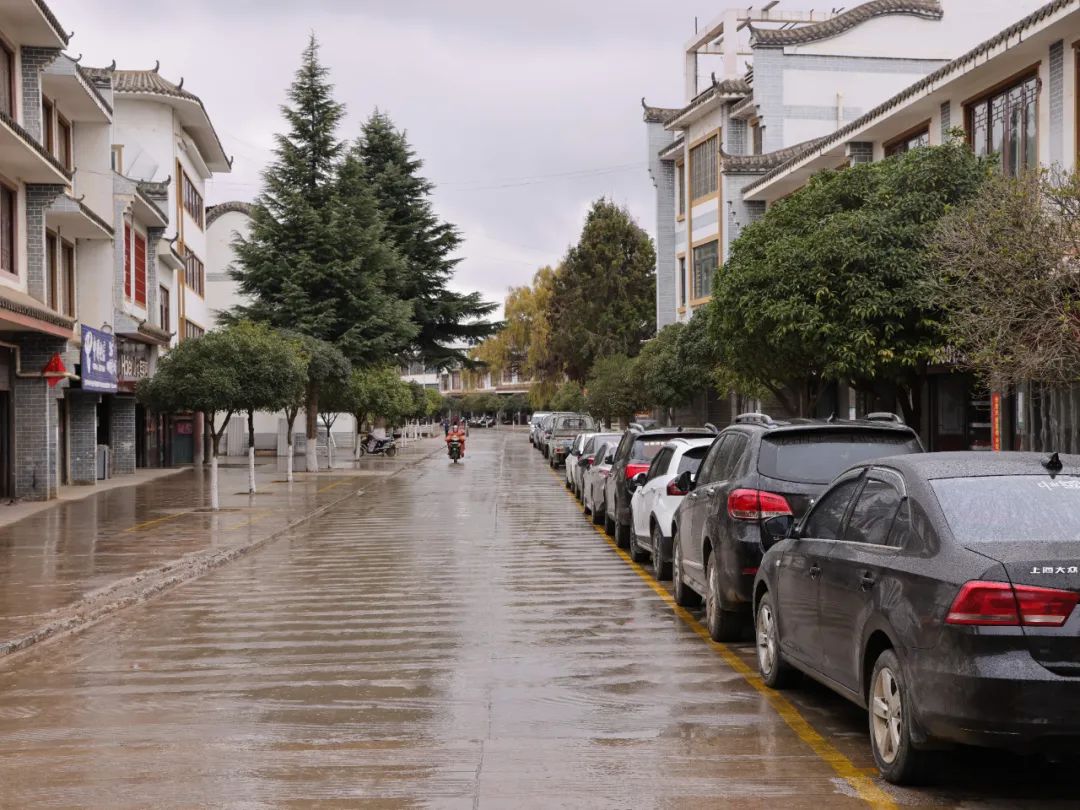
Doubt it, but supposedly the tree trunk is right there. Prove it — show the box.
[247,409,257,495]
[306,386,319,474]
[285,407,297,483]
[208,413,229,511]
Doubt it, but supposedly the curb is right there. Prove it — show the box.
[0,441,445,665]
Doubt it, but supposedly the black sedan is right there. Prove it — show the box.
[752,452,1080,785]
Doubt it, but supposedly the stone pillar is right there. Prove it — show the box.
[12,335,67,500]
[68,392,99,484]
[25,184,67,302]
[146,226,165,325]
[19,47,61,142]
[109,397,136,476]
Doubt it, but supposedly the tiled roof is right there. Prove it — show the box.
[206,200,253,225]
[34,0,69,46]
[745,0,1077,195]
[642,100,681,124]
[659,136,685,159]
[0,109,70,179]
[721,138,828,173]
[665,77,751,129]
[751,0,943,47]
[83,66,199,102]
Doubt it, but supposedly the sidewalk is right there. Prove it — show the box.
[0,437,443,659]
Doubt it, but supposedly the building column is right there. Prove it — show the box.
[19,47,61,142]
[68,392,99,484]
[25,184,67,302]
[12,335,67,500]
[109,397,136,476]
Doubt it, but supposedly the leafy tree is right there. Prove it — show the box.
[230,322,307,493]
[137,330,243,509]
[291,334,351,471]
[632,322,711,424]
[354,111,498,367]
[325,367,415,457]
[549,200,656,382]
[226,37,414,465]
[586,355,646,428]
[550,381,585,412]
[504,393,530,423]
[423,388,444,419]
[711,137,990,423]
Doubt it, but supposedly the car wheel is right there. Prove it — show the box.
[869,650,932,785]
[651,523,671,580]
[705,552,743,642]
[672,531,700,608]
[756,592,799,689]
[604,510,615,537]
[386,445,397,457]
[615,517,631,550]
[628,527,648,563]
[592,499,604,525]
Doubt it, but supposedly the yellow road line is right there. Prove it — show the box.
[123,511,192,533]
[551,469,896,809]
[317,479,354,493]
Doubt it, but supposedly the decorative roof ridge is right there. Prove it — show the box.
[641,99,681,124]
[137,322,172,344]
[73,62,113,115]
[751,0,943,47]
[75,197,114,236]
[0,290,73,330]
[744,0,1076,195]
[206,200,254,225]
[33,0,70,47]
[721,137,829,173]
[659,135,685,159]
[0,109,70,179]
[665,75,752,129]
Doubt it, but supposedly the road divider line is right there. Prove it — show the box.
[549,467,896,810]
[123,511,193,533]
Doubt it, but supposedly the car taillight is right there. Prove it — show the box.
[666,479,687,497]
[586,455,595,466]
[626,463,650,479]
[946,581,1079,627]
[599,469,609,478]
[727,489,792,521]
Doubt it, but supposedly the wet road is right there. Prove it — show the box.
[0,430,1074,808]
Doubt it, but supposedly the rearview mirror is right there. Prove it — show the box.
[630,472,647,489]
[761,514,795,551]
[675,470,695,493]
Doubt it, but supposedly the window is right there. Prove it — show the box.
[677,445,709,475]
[0,183,13,274]
[695,436,729,485]
[111,145,123,173]
[123,223,132,298]
[692,240,717,301]
[689,135,718,200]
[184,250,205,296]
[803,478,861,541]
[715,433,748,480]
[884,127,929,157]
[758,431,921,485]
[678,256,687,307]
[159,285,170,332]
[42,97,54,154]
[752,122,764,156]
[61,242,75,317]
[647,448,674,481]
[0,40,12,118]
[844,477,904,546]
[182,173,204,229]
[967,73,1038,176]
[46,232,58,310]
[676,162,686,216]
[57,116,72,170]
[134,231,147,306]
[182,319,205,340]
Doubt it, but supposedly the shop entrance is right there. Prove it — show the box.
[930,374,992,452]
[57,397,69,485]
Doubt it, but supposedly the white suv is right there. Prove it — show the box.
[628,436,714,580]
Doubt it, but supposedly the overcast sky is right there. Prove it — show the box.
[57,1,816,313]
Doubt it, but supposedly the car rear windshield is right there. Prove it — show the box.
[632,437,685,462]
[555,415,596,432]
[758,430,920,484]
[932,475,1080,543]
[676,446,709,474]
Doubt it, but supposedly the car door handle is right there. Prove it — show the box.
[704,487,716,496]
[859,573,876,591]
[808,563,821,580]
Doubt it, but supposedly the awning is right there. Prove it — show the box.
[0,112,69,184]
[46,194,113,240]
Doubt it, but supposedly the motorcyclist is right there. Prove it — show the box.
[446,422,466,458]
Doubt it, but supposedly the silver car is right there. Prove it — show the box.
[582,441,617,525]
[568,432,620,497]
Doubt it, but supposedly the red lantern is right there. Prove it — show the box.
[42,353,66,388]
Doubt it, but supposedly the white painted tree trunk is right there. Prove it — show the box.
[326,436,333,469]
[306,440,317,475]
[286,450,294,483]
[210,454,220,511]
[248,446,257,494]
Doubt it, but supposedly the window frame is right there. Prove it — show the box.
[57,113,72,171]
[61,239,75,317]
[842,474,906,547]
[964,66,1040,177]
[45,230,58,310]
[0,37,13,119]
[123,222,132,299]
[0,180,17,277]
[883,120,931,157]
[41,96,54,155]
[801,473,864,542]
[184,249,205,297]
[691,239,718,304]
[182,318,205,341]
[678,254,687,308]
[675,160,686,218]
[647,447,674,481]
[181,172,205,230]
[689,134,719,202]
[133,229,147,307]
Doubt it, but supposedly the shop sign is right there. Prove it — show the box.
[80,325,117,393]
[118,340,151,393]
[991,392,1002,452]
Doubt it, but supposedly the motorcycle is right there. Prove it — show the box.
[447,437,462,463]
[358,435,398,457]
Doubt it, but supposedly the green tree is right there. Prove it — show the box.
[550,381,585,412]
[226,37,414,466]
[711,137,990,422]
[550,200,656,382]
[633,322,712,424]
[424,388,444,419]
[354,111,498,367]
[586,355,645,428]
[291,334,351,471]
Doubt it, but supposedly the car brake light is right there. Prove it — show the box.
[626,463,651,480]
[946,581,1079,627]
[666,479,687,497]
[586,455,595,466]
[727,489,792,521]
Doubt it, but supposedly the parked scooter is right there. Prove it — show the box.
[358,434,398,457]
[447,437,462,463]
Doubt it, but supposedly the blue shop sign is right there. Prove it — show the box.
[81,325,117,393]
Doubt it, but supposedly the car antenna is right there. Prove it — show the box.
[1043,452,1063,476]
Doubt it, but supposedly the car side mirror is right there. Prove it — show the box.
[761,514,795,551]
[675,470,695,492]
[630,472,647,490]
[604,453,615,464]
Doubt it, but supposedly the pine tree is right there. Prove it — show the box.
[227,37,415,467]
[353,111,498,368]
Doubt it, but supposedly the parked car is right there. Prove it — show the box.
[536,412,566,457]
[628,436,714,579]
[582,441,617,524]
[529,411,551,446]
[607,425,717,549]
[753,451,1080,785]
[569,432,620,498]
[672,413,922,642]
[547,414,597,468]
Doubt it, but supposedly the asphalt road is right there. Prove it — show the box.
[0,430,1073,808]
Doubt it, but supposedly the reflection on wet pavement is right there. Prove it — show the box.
[0,431,1074,808]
